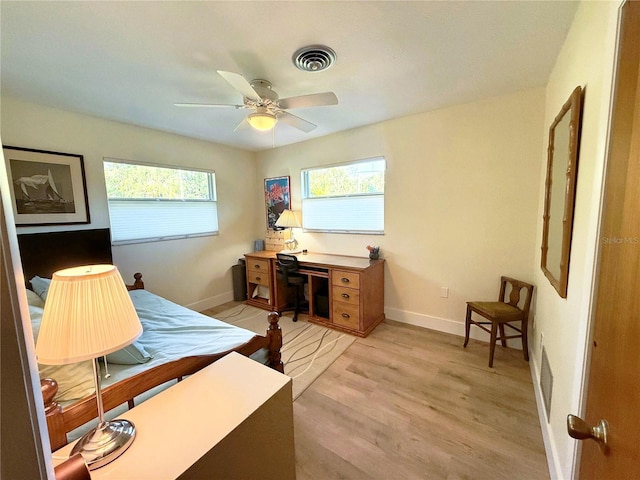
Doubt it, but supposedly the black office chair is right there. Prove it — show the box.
[276,253,307,322]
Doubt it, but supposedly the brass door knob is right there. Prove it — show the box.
[567,414,609,452]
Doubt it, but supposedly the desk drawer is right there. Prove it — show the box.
[332,270,360,289]
[247,258,270,273]
[248,270,270,287]
[332,285,360,306]
[332,302,360,330]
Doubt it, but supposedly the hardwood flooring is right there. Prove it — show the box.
[293,319,549,480]
[203,300,244,316]
[210,302,548,479]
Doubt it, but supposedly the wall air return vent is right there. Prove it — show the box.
[540,346,554,421]
[293,45,336,72]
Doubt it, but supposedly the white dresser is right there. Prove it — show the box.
[53,352,295,479]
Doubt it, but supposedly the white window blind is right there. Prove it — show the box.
[109,200,218,244]
[302,196,384,233]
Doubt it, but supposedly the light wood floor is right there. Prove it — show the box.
[210,303,548,479]
[293,319,549,480]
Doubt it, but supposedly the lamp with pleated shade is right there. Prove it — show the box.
[275,209,302,253]
[36,264,142,470]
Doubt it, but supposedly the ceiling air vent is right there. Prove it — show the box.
[292,45,336,72]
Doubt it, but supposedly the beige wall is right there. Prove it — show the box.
[1,97,258,308]
[2,90,546,342]
[256,88,545,337]
[3,89,546,333]
[531,1,621,478]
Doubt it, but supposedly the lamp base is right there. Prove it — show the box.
[70,419,136,470]
[280,247,302,254]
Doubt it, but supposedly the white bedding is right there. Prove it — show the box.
[104,289,257,385]
[29,288,261,403]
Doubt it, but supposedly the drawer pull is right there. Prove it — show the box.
[341,277,350,283]
[255,276,261,281]
[341,293,350,299]
[341,313,350,319]
[254,264,261,269]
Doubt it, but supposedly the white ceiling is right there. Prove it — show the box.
[1,1,578,152]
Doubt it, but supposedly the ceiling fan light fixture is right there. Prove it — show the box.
[247,111,277,131]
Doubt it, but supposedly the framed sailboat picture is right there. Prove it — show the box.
[3,146,90,226]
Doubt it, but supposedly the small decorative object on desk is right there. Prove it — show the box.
[367,245,380,260]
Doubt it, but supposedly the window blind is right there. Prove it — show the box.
[109,200,219,244]
[302,195,384,233]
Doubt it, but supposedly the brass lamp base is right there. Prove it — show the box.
[282,237,301,254]
[70,419,136,470]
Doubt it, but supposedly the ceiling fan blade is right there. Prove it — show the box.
[217,70,262,101]
[277,92,338,110]
[233,118,249,132]
[277,111,317,133]
[174,102,247,109]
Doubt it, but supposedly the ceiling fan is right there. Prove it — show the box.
[175,71,338,133]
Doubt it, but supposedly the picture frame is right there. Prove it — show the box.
[540,86,583,298]
[3,146,90,226]
[264,176,290,230]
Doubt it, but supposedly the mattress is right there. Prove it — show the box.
[28,287,262,404]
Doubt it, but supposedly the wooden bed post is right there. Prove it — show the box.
[41,379,68,451]
[126,272,144,291]
[267,312,284,373]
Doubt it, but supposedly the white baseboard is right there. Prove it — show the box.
[384,306,523,349]
[186,290,234,312]
[530,354,562,479]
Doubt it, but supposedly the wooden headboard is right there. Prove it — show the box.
[17,228,113,282]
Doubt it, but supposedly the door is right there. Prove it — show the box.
[573,1,640,478]
[1,157,51,477]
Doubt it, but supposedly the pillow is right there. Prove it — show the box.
[29,276,51,302]
[38,361,95,402]
[29,295,95,403]
[29,304,44,338]
[106,341,153,365]
[31,317,94,402]
[25,289,45,308]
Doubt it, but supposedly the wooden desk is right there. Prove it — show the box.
[245,251,385,337]
[53,353,295,480]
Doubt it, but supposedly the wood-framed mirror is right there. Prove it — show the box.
[541,86,583,298]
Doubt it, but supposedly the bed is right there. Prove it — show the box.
[18,228,283,451]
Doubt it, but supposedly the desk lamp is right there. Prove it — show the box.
[36,265,142,470]
[275,209,302,253]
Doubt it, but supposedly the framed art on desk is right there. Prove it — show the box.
[264,176,290,230]
[3,146,90,226]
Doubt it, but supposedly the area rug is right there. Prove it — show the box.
[211,304,356,399]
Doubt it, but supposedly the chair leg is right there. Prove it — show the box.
[499,324,507,347]
[292,284,301,322]
[522,317,529,362]
[463,306,472,347]
[489,321,498,368]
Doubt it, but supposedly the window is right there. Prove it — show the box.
[103,159,218,244]
[301,157,385,233]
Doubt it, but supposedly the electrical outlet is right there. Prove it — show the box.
[440,287,449,298]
